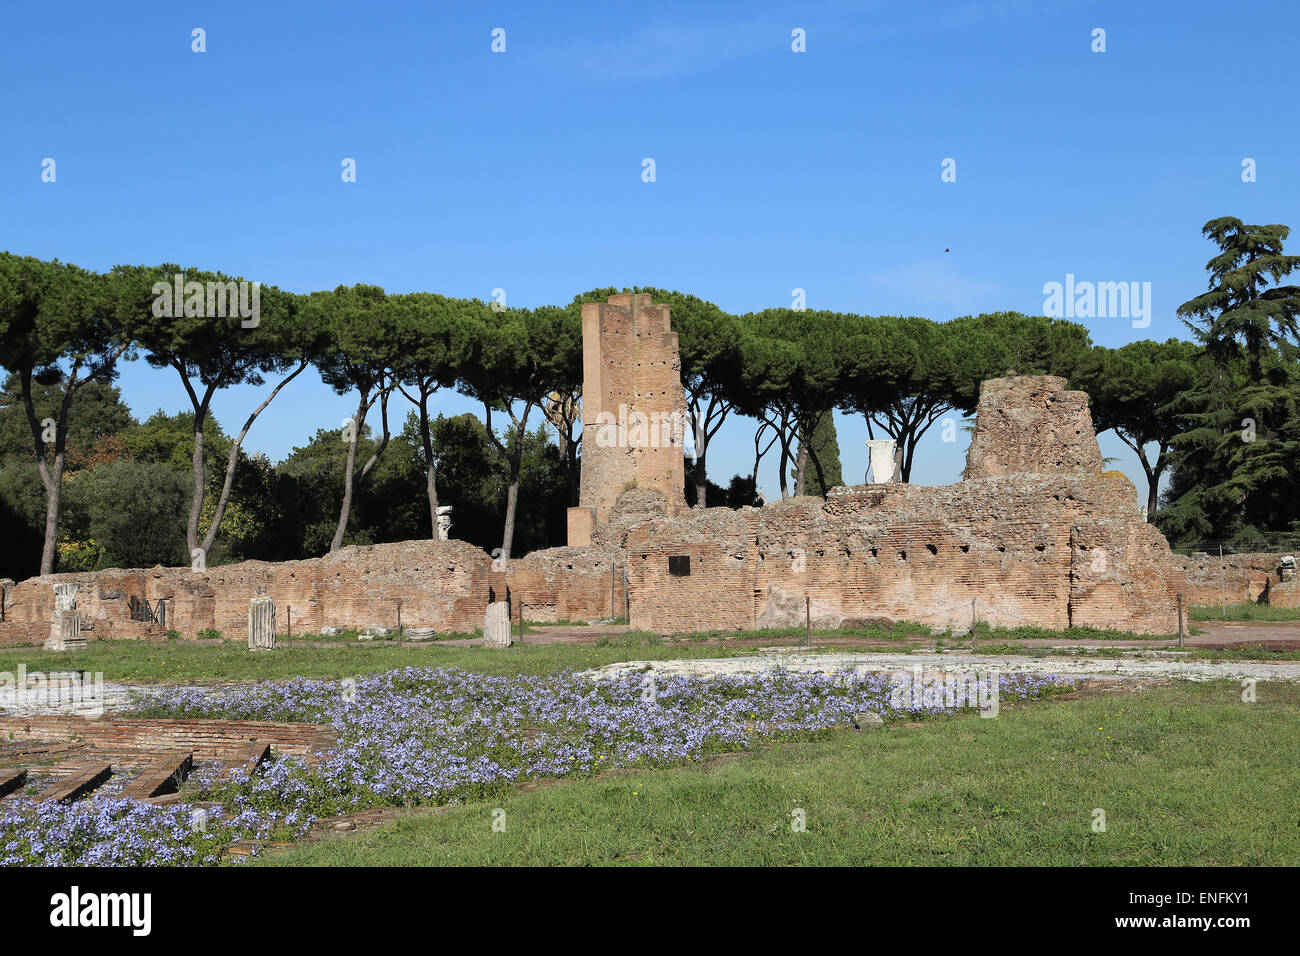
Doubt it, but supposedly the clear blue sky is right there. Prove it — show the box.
[3,0,1296,503]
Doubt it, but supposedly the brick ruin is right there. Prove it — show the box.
[0,713,336,806]
[1,540,494,644]
[622,376,1180,635]
[567,293,688,546]
[3,296,1297,644]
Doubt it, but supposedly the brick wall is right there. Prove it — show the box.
[0,621,47,647]
[4,539,492,638]
[625,473,1178,635]
[0,715,337,758]
[504,547,627,623]
[576,293,688,533]
[1169,552,1300,608]
[4,374,1248,640]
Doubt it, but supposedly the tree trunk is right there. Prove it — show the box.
[501,470,520,562]
[1132,443,1164,516]
[38,454,65,575]
[187,411,207,557]
[489,402,531,563]
[689,406,708,508]
[21,350,126,574]
[331,391,368,553]
[794,441,808,496]
[20,368,67,576]
[900,435,914,484]
[201,361,307,555]
[802,412,830,496]
[777,428,791,499]
[418,393,440,539]
[751,421,777,489]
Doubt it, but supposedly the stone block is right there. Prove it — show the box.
[483,601,512,647]
[248,597,276,650]
[45,583,84,651]
[567,506,596,547]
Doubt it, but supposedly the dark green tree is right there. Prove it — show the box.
[0,374,134,469]
[63,461,190,569]
[115,264,308,562]
[1164,218,1300,543]
[0,462,46,578]
[797,411,844,496]
[0,253,126,573]
[389,293,482,538]
[277,422,383,556]
[458,305,579,560]
[302,284,401,552]
[737,309,847,498]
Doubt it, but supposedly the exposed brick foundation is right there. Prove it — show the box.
[0,716,337,760]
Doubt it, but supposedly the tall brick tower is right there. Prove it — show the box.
[567,293,688,545]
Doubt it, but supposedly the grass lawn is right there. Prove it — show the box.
[1191,603,1300,622]
[1,634,775,682]
[256,681,1300,866]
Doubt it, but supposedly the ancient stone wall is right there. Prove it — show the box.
[0,715,336,760]
[1169,552,1300,608]
[620,375,1177,636]
[964,376,1104,479]
[495,547,627,623]
[3,540,491,639]
[624,472,1178,635]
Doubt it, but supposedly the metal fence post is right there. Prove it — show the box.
[1219,544,1227,619]
[1177,592,1185,647]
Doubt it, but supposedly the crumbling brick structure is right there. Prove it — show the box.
[1170,552,1300,608]
[624,376,1180,635]
[568,293,688,546]
[2,540,492,640]
[964,376,1105,478]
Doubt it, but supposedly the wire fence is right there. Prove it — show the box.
[1167,535,1300,557]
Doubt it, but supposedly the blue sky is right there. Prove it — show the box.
[2,0,1297,503]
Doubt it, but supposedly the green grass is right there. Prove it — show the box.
[969,622,1175,641]
[1186,645,1300,661]
[256,681,1300,866]
[0,636,773,682]
[1191,603,1300,622]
